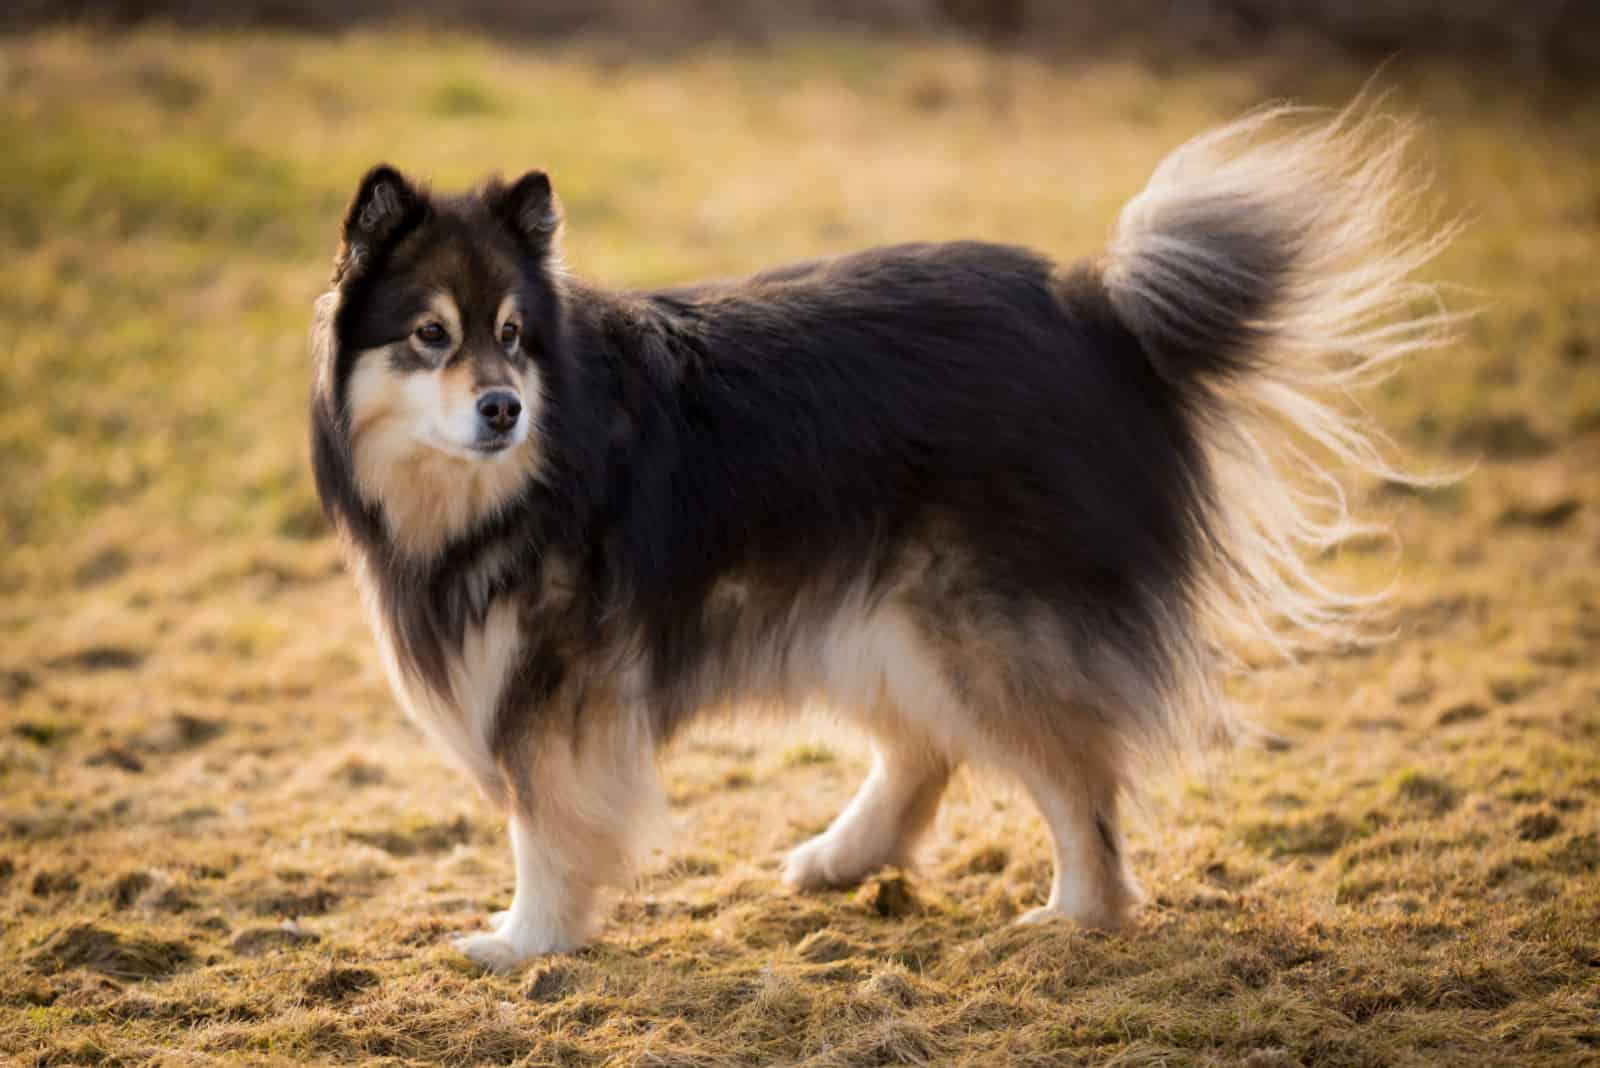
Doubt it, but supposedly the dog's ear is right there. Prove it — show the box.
[487,170,561,256]
[334,164,425,285]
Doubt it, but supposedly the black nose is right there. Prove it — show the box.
[477,391,521,433]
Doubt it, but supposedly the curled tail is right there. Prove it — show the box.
[1102,104,1456,665]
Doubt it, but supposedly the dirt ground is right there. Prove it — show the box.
[1,27,1597,1067]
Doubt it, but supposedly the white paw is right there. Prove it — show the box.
[452,931,536,972]
[783,834,868,890]
[1015,904,1068,927]
[782,835,832,890]
[452,910,589,971]
[1015,900,1133,931]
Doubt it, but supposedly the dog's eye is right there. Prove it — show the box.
[415,321,448,346]
[500,322,520,349]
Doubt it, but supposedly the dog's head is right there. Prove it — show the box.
[311,165,564,557]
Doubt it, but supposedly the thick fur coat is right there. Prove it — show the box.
[309,106,1449,969]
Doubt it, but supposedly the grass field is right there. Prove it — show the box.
[2,26,1598,1067]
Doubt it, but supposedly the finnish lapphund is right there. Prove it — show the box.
[309,105,1451,969]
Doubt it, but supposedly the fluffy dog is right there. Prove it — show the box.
[309,106,1448,969]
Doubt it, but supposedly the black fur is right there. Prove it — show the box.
[311,181,1218,760]
[605,244,1210,736]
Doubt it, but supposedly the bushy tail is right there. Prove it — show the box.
[1102,102,1457,665]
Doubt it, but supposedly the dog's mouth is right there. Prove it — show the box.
[470,434,519,456]
[419,433,522,462]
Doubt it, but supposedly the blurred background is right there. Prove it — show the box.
[8,0,1600,72]
[2,5,1597,1066]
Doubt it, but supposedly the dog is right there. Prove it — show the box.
[309,105,1449,970]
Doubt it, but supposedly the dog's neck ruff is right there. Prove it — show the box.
[352,553,521,801]
[362,444,537,563]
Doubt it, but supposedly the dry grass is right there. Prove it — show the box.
[2,27,1598,1067]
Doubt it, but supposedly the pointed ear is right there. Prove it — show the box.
[488,170,561,254]
[333,164,425,285]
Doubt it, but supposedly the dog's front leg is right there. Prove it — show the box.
[453,708,662,971]
[453,806,601,970]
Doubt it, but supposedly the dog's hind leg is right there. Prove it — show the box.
[783,732,951,890]
[1012,736,1139,930]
